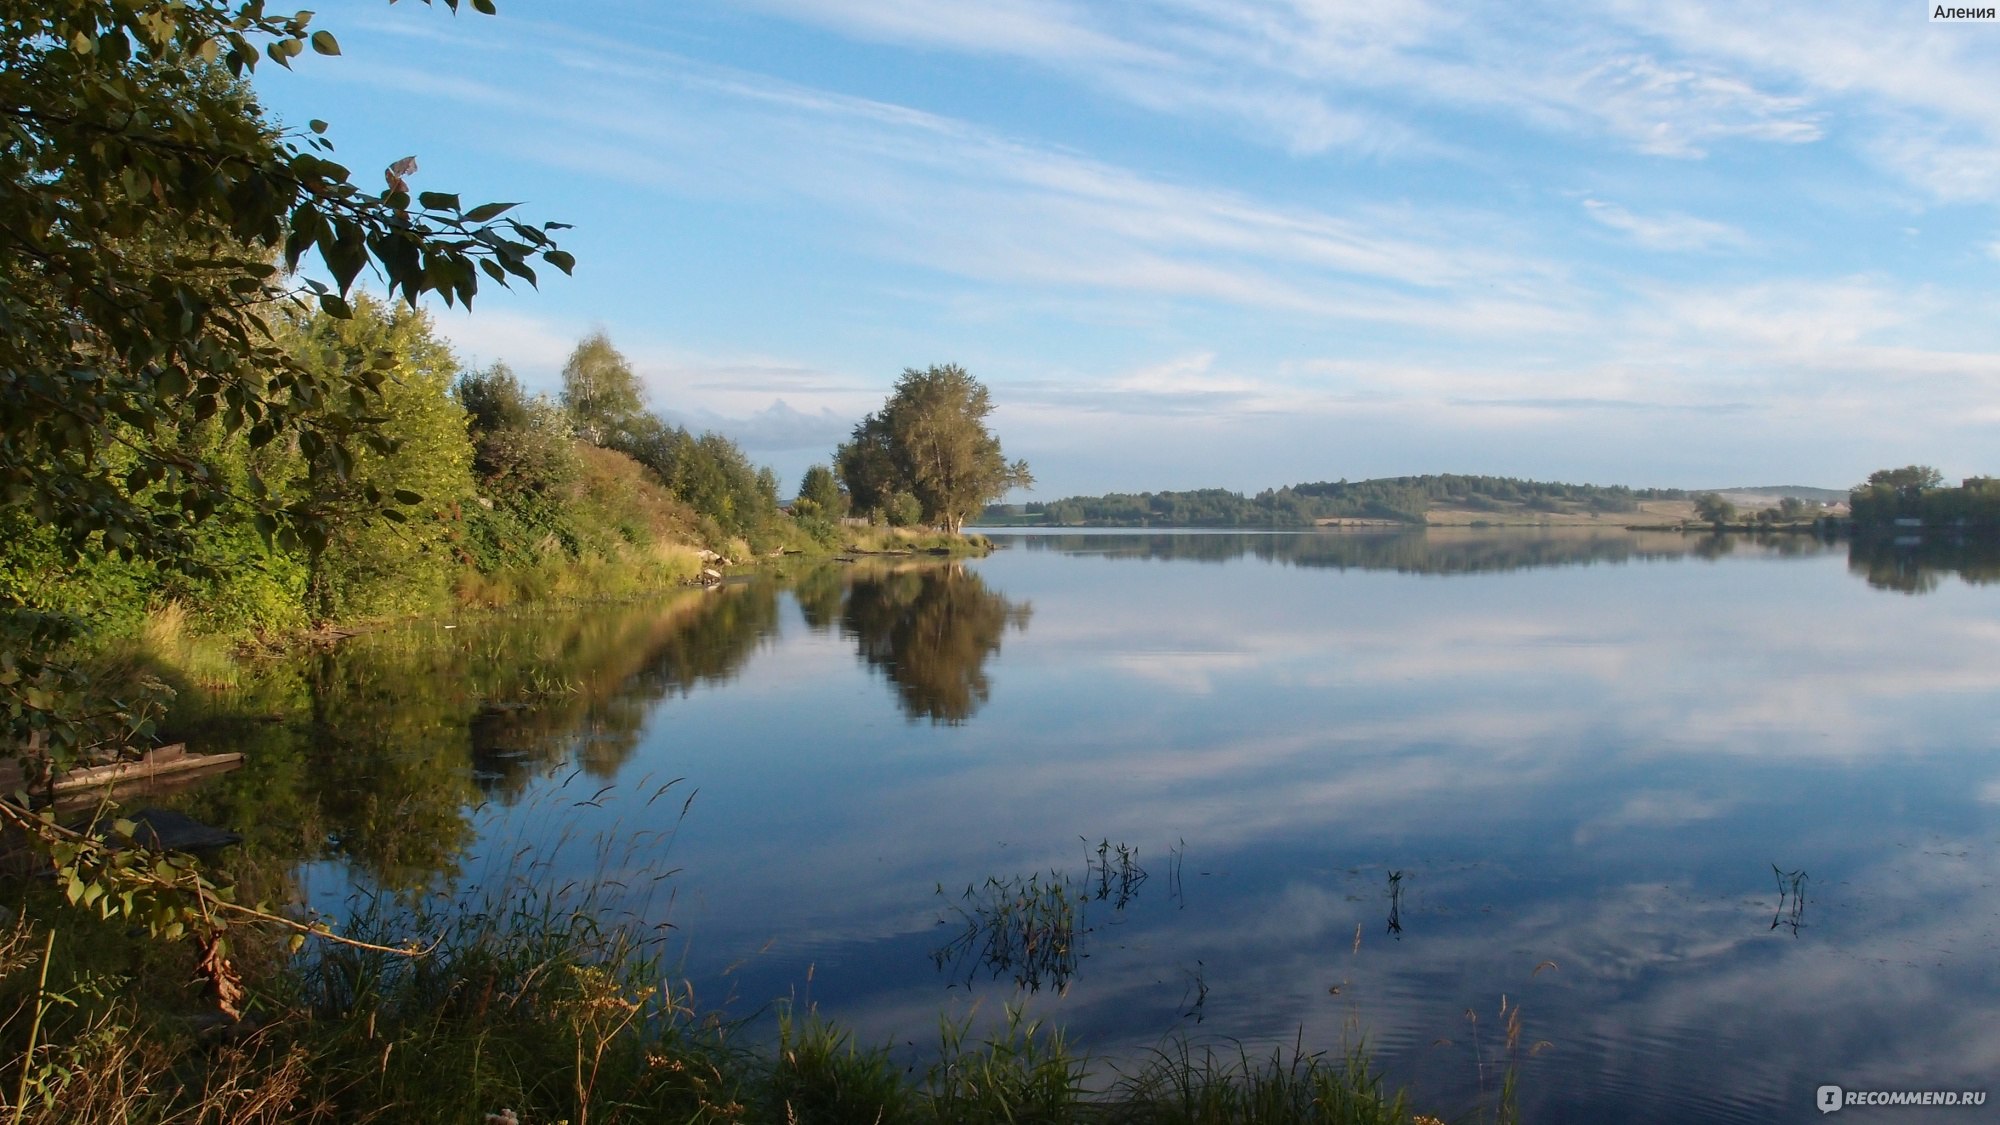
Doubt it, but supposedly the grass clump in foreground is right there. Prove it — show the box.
[0,876,1464,1125]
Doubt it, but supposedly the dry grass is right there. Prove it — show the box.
[841,527,993,556]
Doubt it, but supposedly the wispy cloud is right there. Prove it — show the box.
[279,2,2000,492]
[661,400,856,452]
[1608,0,2000,199]
[741,0,1826,160]
[1583,199,1750,251]
[335,39,1588,337]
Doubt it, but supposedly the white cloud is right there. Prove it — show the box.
[339,39,1588,337]
[661,400,856,452]
[739,0,1828,161]
[743,0,1158,65]
[295,3,2000,488]
[1607,0,2000,199]
[1582,199,1749,251]
[434,306,579,382]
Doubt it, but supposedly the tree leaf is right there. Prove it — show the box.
[463,201,519,223]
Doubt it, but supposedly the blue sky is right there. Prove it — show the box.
[254,1,2000,497]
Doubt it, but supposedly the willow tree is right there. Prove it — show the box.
[836,364,1032,533]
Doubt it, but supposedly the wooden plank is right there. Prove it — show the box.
[53,751,242,794]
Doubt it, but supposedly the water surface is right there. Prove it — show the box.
[188,530,2000,1123]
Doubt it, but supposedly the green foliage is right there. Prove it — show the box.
[885,490,925,528]
[561,330,648,446]
[4,0,571,771]
[926,1005,1089,1123]
[542,331,791,548]
[0,0,570,572]
[1692,493,1737,525]
[774,1007,913,1123]
[1107,1041,1418,1125]
[0,512,156,633]
[837,365,1032,532]
[615,417,782,545]
[0,613,170,776]
[456,359,536,433]
[1038,475,1684,527]
[0,0,577,973]
[458,361,581,500]
[284,296,476,621]
[836,413,903,519]
[1850,469,2000,530]
[1867,465,1944,493]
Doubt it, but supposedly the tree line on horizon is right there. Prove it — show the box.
[1006,474,1689,527]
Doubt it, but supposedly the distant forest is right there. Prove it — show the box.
[995,475,1690,527]
[1848,467,2000,533]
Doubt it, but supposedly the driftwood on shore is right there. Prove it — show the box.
[0,744,245,808]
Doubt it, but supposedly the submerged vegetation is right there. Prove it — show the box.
[0,875,1455,1124]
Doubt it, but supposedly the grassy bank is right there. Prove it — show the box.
[838,526,995,557]
[0,871,1456,1125]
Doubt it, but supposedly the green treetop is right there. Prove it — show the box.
[795,463,847,519]
[837,365,1032,533]
[561,330,647,446]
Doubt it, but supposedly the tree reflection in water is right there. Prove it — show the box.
[166,586,782,894]
[1847,536,2000,595]
[169,561,1027,898]
[1023,527,1838,575]
[814,561,1031,725]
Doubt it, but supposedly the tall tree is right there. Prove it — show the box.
[284,296,475,621]
[1866,465,1944,497]
[456,361,578,502]
[560,330,646,445]
[795,463,847,518]
[835,412,901,519]
[1693,493,1737,526]
[836,365,1031,533]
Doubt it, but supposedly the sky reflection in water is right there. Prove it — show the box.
[304,532,2000,1123]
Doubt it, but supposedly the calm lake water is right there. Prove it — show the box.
[191,529,2000,1123]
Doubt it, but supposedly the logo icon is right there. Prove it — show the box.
[1818,1086,1844,1114]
